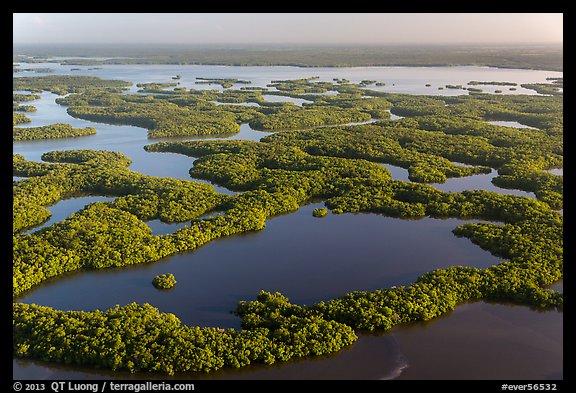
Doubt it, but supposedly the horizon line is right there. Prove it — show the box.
[13,41,563,47]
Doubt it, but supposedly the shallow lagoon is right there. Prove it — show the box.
[15,62,562,96]
[22,195,116,235]
[13,64,562,379]
[17,202,502,329]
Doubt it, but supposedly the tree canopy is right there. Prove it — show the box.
[13,75,563,375]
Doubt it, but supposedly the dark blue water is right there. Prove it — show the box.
[17,202,501,330]
[380,163,410,182]
[14,62,562,96]
[13,64,562,380]
[22,195,115,235]
[431,168,536,198]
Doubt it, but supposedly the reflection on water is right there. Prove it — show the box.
[12,300,562,380]
[211,101,260,107]
[487,120,538,129]
[14,63,562,98]
[145,212,224,236]
[193,332,409,380]
[261,94,313,106]
[202,301,562,380]
[14,91,90,129]
[379,163,538,200]
[431,168,536,198]
[13,334,405,380]
[17,203,502,330]
[145,219,189,236]
[379,163,410,182]
[13,63,562,380]
[22,195,115,235]
[226,123,271,142]
[387,109,404,120]
[393,302,562,380]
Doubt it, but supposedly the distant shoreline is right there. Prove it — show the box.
[13,43,563,72]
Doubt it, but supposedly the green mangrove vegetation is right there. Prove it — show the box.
[13,104,37,113]
[47,79,391,137]
[13,75,132,95]
[152,274,177,289]
[14,294,358,374]
[521,82,563,96]
[13,93,41,102]
[13,74,563,375]
[13,124,96,141]
[312,207,328,217]
[56,90,246,138]
[468,81,517,86]
[195,77,252,89]
[13,65,54,73]
[13,149,234,296]
[13,113,31,126]
[13,94,40,114]
[248,107,371,131]
[136,82,179,93]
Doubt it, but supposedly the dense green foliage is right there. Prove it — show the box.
[13,75,562,375]
[13,103,37,113]
[13,66,54,73]
[152,274,177,289]
[13,123,96,141]
[195,77,252,89]
[468,81,517,86]
[12,93,39,123]
[52,82,390,137]
[522,82,563,96]
[13,75,131,95]
[13,113,31,125]
[13,93,41,102]
[13,292,357,374]
[58,90,245,138]
[312,207,328,217]
[13,149,234,295]
[136,82,179,93]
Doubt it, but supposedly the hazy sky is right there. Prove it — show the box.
[13,13,563,45]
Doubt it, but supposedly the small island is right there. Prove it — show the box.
[312,207,328,217]
[152,273,177,289]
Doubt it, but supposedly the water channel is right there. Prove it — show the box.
[13,63,563,379]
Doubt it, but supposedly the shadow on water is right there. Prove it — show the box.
[392,301,563,380]
[17,202,504,329]
[13,64,563,380]
[13,297,562,380]
[21,195,116,235]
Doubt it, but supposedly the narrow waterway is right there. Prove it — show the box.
[13,63,562,380]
